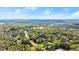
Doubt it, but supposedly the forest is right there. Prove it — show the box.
[0,22,79,51]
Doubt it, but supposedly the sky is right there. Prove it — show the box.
[0,7,79,19]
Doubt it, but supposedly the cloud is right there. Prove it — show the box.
[0,8,79,19]
[13,9,21,14]
[40,8,68,19]
[39,13,67,19]
[44,8,53,15]
[0,9,72,19]
[0,8,68,19]
[68,11,79,19]
[0,9,27,19]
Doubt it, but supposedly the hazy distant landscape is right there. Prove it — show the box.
[0,19,79,24]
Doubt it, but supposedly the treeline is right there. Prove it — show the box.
[0,23,79,51]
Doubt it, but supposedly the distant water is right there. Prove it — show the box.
[0,19,79,24]
[0,19,67,24]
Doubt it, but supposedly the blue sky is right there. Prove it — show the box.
[0,7,79,19]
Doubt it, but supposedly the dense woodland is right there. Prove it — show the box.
[0,23,79,51]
